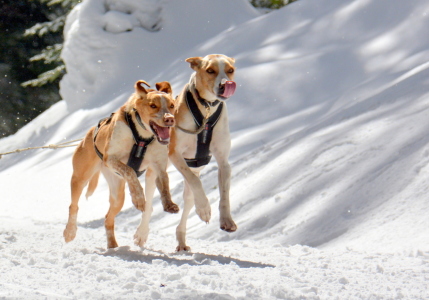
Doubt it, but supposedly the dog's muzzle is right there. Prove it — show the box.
[219,80,236,98]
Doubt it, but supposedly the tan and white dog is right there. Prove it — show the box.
[165,54,238,251]
[63,80,179,249]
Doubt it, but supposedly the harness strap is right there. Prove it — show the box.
[124,111,154,177]
[182,88,224,168]
[132,108,147,131]
[93,114,114,161]
[93,111,154,177]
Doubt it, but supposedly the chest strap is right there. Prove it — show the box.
[124,111,154,177]
[93,111,154,177]
[183,89,223,168]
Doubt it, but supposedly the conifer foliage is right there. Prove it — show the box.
[250,0,297,10]
[0,0,81,137]
[22,0,81,87]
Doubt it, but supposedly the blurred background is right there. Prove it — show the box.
[0,0,294,138]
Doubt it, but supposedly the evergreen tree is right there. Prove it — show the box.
[22,0,81,87]
[250,0,297,10]
[0,0,79,138]
[0,0,61,137]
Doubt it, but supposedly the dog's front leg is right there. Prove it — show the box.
[105,156,145,211]
[212,137,237,232]
[134,168,156,247]
[156,169,179,214]
[169,151,211,223]
[217,159,237,232]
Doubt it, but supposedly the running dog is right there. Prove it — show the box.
[63,80,179,249]
[138,54,237,251]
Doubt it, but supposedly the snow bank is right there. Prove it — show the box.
[1,0,428,254]
[1,0,429,298]
[60,0,258,111]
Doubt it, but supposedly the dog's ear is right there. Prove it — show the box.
[227,57,236,65]
[185,57,203,70]
[135,80,151,96]
[155,81,173,95]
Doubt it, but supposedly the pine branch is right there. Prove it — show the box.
[22,0,82,88]
[29,44,63,64]
[24,15,67,37]
[21,65,66,87]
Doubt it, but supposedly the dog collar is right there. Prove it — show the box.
[131,108,147,131]
[195,89,221,107]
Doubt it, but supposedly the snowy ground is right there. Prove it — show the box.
[2,220,428,299]
[1,0,429,299]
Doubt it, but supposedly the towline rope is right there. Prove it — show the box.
[0,138,82,159]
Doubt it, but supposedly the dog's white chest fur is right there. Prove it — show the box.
[107,121,134,161]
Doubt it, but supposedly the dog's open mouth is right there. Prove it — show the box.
[150,121,170,145]
[218,80,236,99]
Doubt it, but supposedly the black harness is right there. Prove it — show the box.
[183,89,224,168]
[93,110,154,177]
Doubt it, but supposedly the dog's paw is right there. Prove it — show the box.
[163,202,180,214]
[63,225,77,243]
[220,217,237,232]
[176,245,191,252]
[133,229,149,247]
[107,240,119,249]
[132,197,146,212]
[195,204,211,223]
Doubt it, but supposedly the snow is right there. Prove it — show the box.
[1,0,429,298]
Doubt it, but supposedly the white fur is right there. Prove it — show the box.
[168,54,237,251]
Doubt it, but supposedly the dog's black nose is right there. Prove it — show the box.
[218,83,225,95]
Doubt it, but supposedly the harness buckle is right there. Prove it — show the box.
[135,141,146,158]
[202,124,210,144]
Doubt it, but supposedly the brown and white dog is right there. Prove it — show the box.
[63,80,179,249]
[139,54,238,251]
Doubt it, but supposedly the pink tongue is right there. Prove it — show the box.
[221,81,236,98]
[156,125,170,140]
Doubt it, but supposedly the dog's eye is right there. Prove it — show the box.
[170,104,175,109]
[206,68,215,74]
[150,104,157,109]
[228,68,235,74]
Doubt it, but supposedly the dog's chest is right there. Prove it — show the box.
[140,143,168,169]
[107,122,134,160]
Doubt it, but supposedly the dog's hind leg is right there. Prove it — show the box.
[176,180,195,251]
[103,170,126,248]
[134,169,156,247]
[64,173,88,243]
[64,139,101,243]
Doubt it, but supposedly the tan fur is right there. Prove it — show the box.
[64,80,178,249]
[168,54,237,251]
[186,55,235,101]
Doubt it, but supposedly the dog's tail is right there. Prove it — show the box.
[85,171,100,199]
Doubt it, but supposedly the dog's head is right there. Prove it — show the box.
[186,54,236,102]
[133,80,175,145]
